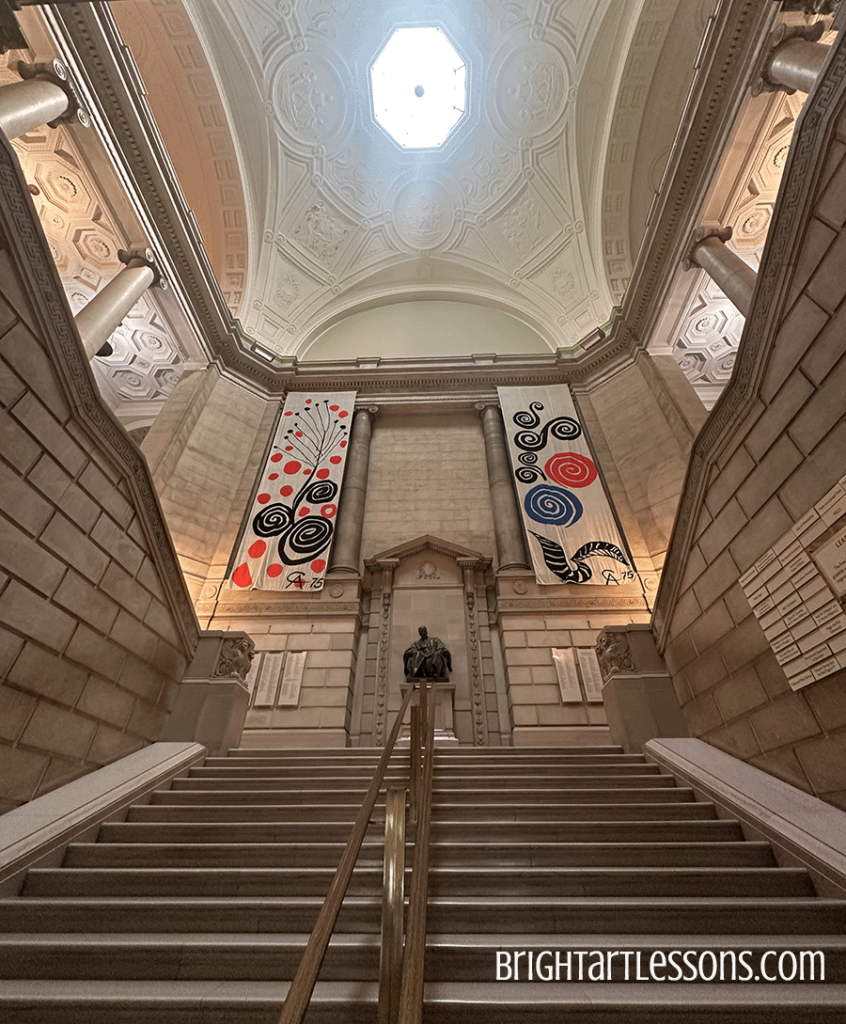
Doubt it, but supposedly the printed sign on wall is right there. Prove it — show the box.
[229,392,356,591]
[498,384,635,587]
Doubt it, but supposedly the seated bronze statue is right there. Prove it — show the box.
[403,625,452,679]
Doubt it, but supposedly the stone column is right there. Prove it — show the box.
[753,22,829,97]
[328,406,378,575]
[74,248,164,360]
[477,403,530,571]
[0,60,89,140]
[683,226,756,317]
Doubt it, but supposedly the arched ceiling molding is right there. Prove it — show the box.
[289,281,563,358]
[578,0,645,315]
[301,299,550,361]
[583,0,716,311]
[111,0,251,315]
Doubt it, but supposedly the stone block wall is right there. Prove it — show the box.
[141,370,274,603]
[0,139,197,811]
[496,574,650,746]
[656,84,846,808]
[359,411,496,564]
[206,589,362,748]
[582,359,694,573]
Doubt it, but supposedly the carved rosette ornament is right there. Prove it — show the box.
[214,636,256,683]
[596,631,636,682]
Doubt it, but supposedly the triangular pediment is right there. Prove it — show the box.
[366,534,488,568]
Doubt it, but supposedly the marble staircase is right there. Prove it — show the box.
[0,746,845,1021]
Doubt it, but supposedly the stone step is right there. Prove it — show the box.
[430,786,693,804]
[187,765,663,778]
[98,819,746,845]
[225,746,626,757]
[152,785,692,805]
[62,841,775,870]
[0,980,845,1023]
[203,754,646,770]
[20,866,815,899]
[0,933,841,982]
[2,897,842,935]
[128,800,717,822]
[170,773,674,791]
[129,802,383,822]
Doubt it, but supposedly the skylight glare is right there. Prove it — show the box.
[371,27,466,149]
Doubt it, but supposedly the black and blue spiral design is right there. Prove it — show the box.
[524,485,583,527]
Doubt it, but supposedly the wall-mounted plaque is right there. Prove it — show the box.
[253,652,284,706]
[552,647,581,703]
[278,651,307,707]
[813,525,846,599]
[739,476,846,692]
[576,647,604,703]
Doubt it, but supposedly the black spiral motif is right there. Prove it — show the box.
[300,479,337,506]
[524,484,583,527]
[519,451,538,465]
[516,466,543,484]
[280,515,333,564]
[252,503,293,537]
[514,415,582,453]
[512,402,544,428]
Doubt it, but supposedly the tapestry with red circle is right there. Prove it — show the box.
[232,392,355,592]
[544,451,597,489]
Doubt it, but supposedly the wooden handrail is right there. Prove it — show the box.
[277,683,415,1024]
[397,676,436,1023]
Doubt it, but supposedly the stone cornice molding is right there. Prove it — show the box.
[620,0,780,353]
[497,596,648,612]
[0,130,200,654]
[652,25,846,649]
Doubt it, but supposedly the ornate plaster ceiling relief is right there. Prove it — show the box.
[178,0,709,361]
[669,88,802,408]
[0,52,196,430]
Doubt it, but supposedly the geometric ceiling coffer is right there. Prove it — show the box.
[371,27,467,149]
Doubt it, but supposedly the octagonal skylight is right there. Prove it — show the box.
[371,27,466,149]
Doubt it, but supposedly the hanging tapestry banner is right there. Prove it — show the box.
[497,384,636,587]
[229,391,356,592]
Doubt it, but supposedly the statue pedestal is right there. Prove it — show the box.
[399,679,458,744]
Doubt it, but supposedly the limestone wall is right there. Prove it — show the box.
[583,358,693,573]
[141,370,274,602]
[0,136,197,812]
[359,410,496,565]
[656,73,846,808]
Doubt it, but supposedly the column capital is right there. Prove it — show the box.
[16,59,89,128]
[475,400,500,416]
[682,224,732,272]
[355,405,379,418]
[751,20,827,97]
[118,247,167,289]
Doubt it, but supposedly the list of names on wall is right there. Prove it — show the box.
[739,476,846,692]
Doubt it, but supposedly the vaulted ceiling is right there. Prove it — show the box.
[113,0,715,360]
